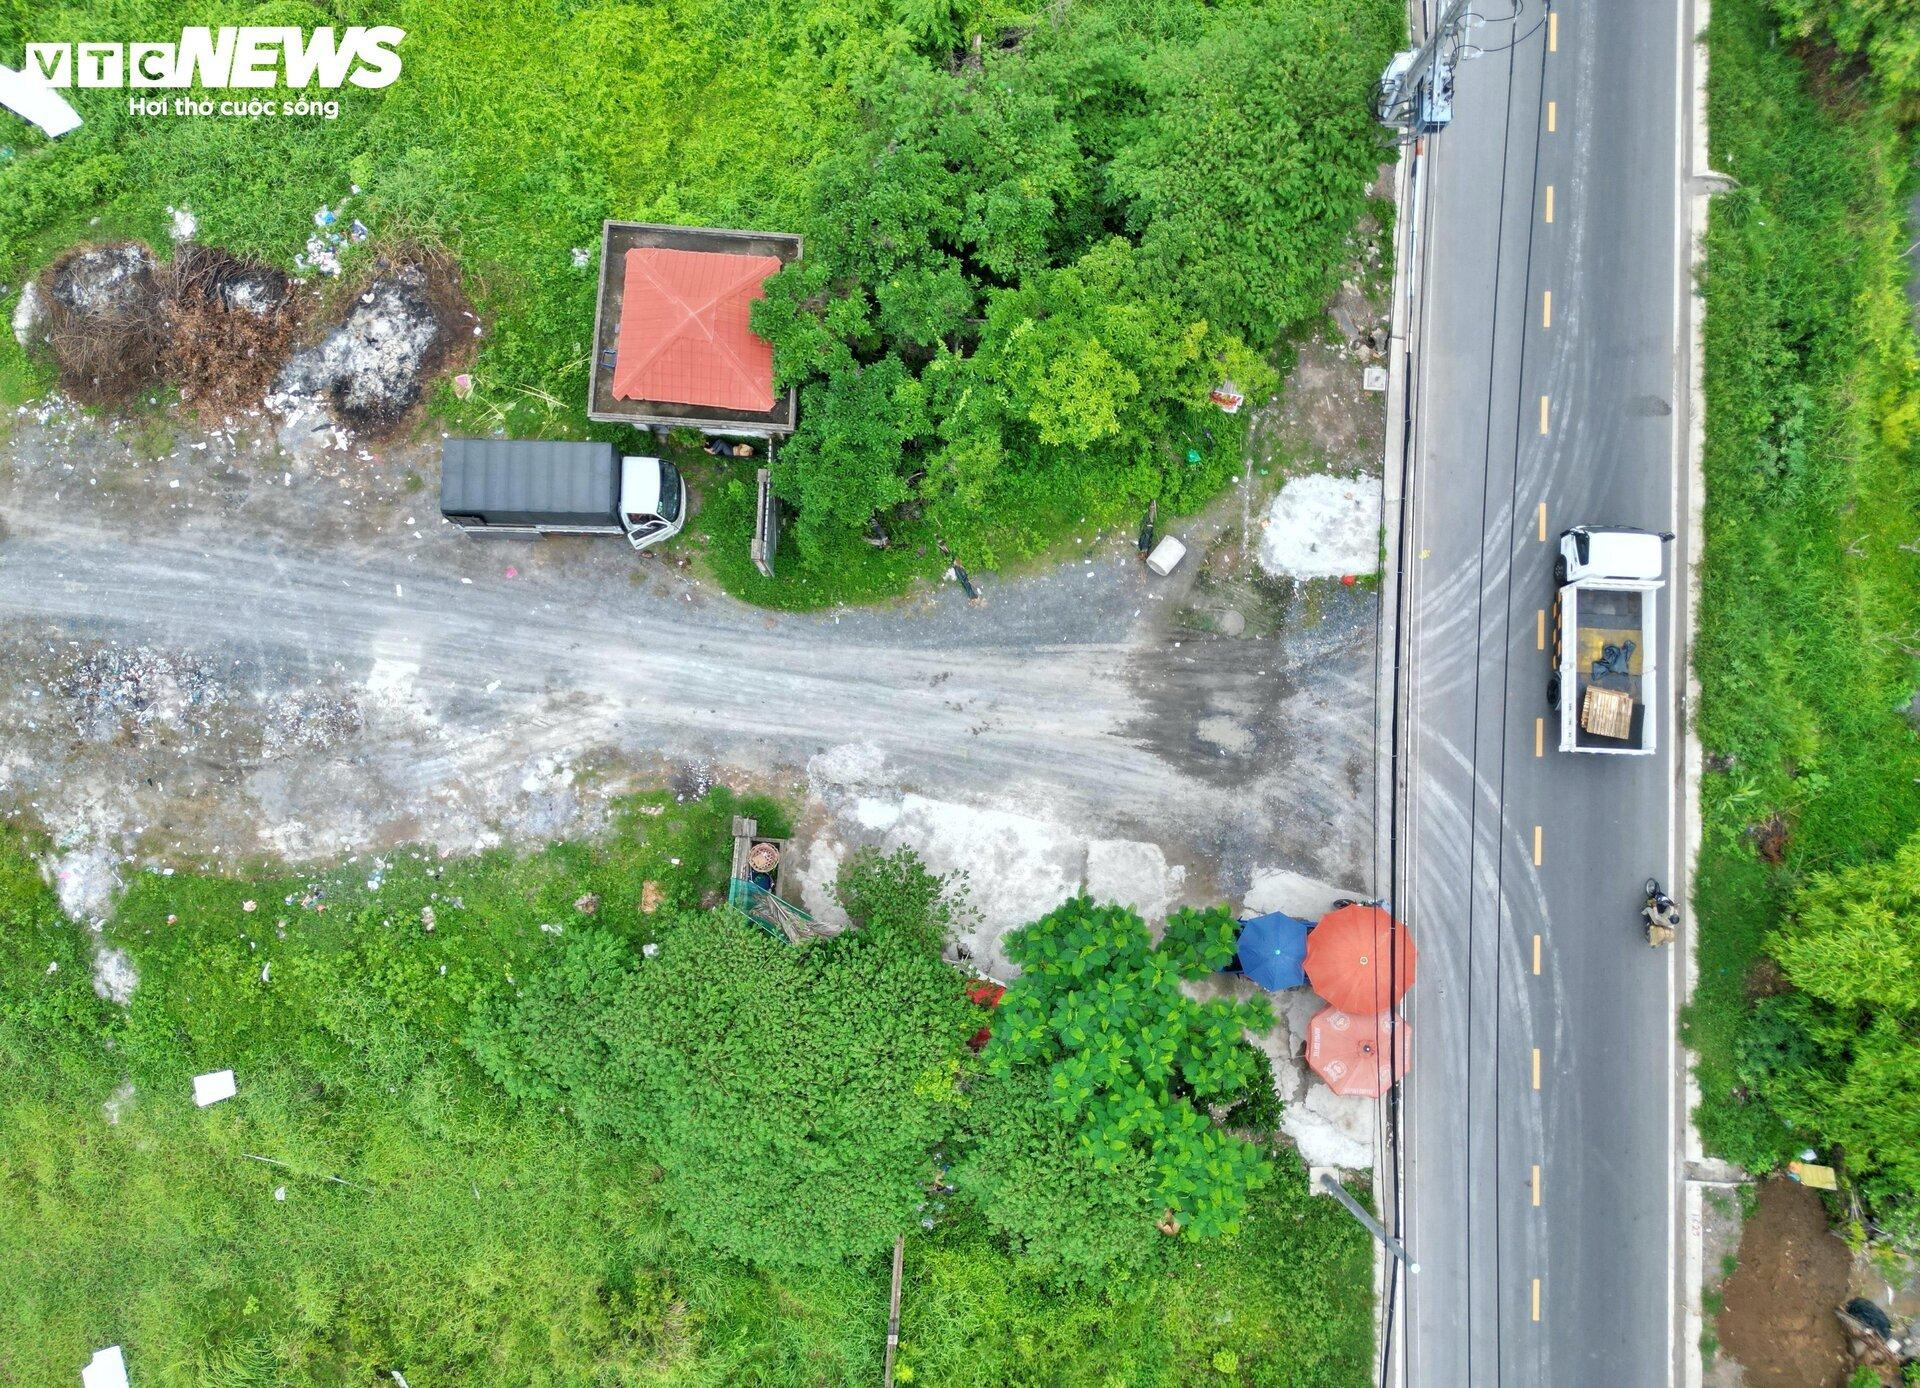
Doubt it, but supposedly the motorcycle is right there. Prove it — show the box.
[1641,877,1679,947]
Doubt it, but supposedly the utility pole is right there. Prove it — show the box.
[1374,0,1476,137]
[1319,1172,1420,1272]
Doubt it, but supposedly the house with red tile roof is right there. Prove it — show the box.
[587,221,801,436]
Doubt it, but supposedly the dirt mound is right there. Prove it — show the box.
[268,253,471,436]
[30,241,303,413]
[36,242,165,402]
[161,245,301,413]
[1717,1179,1855,1387]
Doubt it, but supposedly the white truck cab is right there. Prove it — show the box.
[1556,527,1665,586]
[618,455,686,551]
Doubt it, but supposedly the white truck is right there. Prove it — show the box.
[438,437,686,552]
[1549,526,1668,755]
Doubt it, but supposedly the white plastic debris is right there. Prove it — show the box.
[82,1345,129,1388]
[1146,535,1188,576]
[192,1069,237,1107]
[274,1186,287,1202]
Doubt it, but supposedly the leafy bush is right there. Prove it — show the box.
[954,1067,1164,1284]
[836,846,971,954]
[471,848,977,1269]
[594,915,975,1269]
[1725,837,1920,1215]
[988,898,1274,1238]
[1768,0,1920,116]
[755,0,1398,572]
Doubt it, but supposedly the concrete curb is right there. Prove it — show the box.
[1373,11,1427,1373]
[1678,0,1714,1383]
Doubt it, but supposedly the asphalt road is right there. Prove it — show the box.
[1394,0,1687,1383]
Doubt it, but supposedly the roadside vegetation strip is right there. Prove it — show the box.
[0,797,1372,1385]
[0,0,1398,609]
[1685,0,1920,1204]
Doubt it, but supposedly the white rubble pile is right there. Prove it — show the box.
[1257,473,1383,579]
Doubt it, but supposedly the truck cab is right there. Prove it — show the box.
[1554,527,1665,587]
[618,455,685,551]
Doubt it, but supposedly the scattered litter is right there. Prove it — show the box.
[242,899,257,912]
[570,247,591,270]
[192,1068,237,1107]
[504,567,517,579]
[165,204,197,241]
[274,1185,287,1201]
[82,1345,129,1388]
[1363,365,1388,392]
[421,905,436,932]
[642,942,661,958]
[452,372,473,399]
[349,219,369,242]
[640,881,662,914]
[573,892,600,914]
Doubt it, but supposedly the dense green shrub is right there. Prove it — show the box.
[470,849,976,1269]
[989,899,1274,1238]
[1726,837,1920,1218]
[1768,0,1920,116]
[755,0,1398,568]
[596,915,975,1269]
[954,1067,1164,1284]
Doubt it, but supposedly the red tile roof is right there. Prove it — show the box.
[613,247,780,412]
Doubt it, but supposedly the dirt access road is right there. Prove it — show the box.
[0,408,1380,922]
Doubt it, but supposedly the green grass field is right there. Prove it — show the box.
[1684,0,1920,1170]
[0,796,1373,1386]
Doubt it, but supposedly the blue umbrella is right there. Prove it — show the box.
[1232,911,1313,991]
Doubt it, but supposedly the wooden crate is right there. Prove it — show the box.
[1580,685,1635,741]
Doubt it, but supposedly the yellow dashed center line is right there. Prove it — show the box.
[1532,933,1542,974]
[1532,1048,1542,1089]
[1547,99,1557,132]
[1537,500,1548,540]
[1532,1164,1542,1205]
[1536,609,1546,650]
[1534,716,1544,758]
[1532,825,1543,865]
[1544,185,1555,223]
[1548,10,1558,51]
[1541,290,1552,329]
[1532,1277,1543,1321]
[1539,395,1551,434]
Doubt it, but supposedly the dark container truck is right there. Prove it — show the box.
[438,437,686,551]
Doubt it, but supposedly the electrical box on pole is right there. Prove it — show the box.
[1376,0,1474,136]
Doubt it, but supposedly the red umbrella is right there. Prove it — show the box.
[1304,904,1417,1013]
[1306,1006,1412,1098]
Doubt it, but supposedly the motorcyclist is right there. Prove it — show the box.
[1642,879,1679,947]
